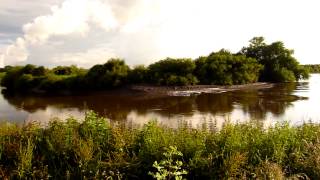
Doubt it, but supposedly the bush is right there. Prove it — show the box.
[195,50,262,85]
[0,72,5,81]
[303,64,320,73]
[52,66,73,75]
[85,59,129,89]
[15,74,35,90]
[148,58,198,86]
[241,37,309,82]
[273,67,296,82]
[128,65,148,84]
[148,146,188,180]
[1,114,320,179]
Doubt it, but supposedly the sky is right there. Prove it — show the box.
[0,0,319,68]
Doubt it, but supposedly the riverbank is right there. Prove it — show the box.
[1,111,320,179]
[1,82,275,97]
[129,82,274,96]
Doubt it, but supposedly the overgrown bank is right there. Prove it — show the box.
[0,37,309,94]
[1,111,320,179]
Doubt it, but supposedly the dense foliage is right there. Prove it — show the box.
[148,58,198,85]
[195,50,262,85]
[127,65,149,84]
[0,37,309,93]
[0,64,87,93]
[0,66,13,73]
[240,37,309,82]
[0,72,5,82]
[85,59,130,89]
[1,112,320,179]
[303,64,320,73]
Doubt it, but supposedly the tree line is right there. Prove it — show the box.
[302,64,320,73]
[0,37,309,93]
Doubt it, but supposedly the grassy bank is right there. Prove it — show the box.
[1,112,320,179]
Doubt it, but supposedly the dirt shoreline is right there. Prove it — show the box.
[128,82,275,96]
[1,83,275,97]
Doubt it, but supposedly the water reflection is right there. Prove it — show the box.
[1,75,318,128]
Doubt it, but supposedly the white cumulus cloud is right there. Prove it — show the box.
[1,0,120,67]
[4,37,29,63]
[0,54,4,67]
[1,0,320,68]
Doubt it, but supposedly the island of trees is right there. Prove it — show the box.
[0,37,310,93]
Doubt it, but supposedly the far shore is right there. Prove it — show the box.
[128,82,275,96]
[1,82,275,97]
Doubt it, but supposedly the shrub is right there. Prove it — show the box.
[241,37,309,82]
[86,59,129,89]
[194,50,262,85]
[2,115,320,179]
[148,146,188,180]
[148,58,198,86]
[128,65,149,84]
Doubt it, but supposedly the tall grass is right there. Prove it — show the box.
[1,112,320,179]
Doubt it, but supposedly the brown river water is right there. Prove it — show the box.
[1,74,320,128]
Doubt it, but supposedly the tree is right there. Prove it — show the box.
[32,66,46,76]
[21,64,36,74]
[194,50,262,85]
[53,66,73,75]
[303,64,320,73]
[148,58,198,86]
[0,66,24,89]
[240,37,309,82]
[128,65,148,84]
[86,58,130,89]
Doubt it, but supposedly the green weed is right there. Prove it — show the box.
[0,114,320,179]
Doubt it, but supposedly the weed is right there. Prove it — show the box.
[1,114,320,179]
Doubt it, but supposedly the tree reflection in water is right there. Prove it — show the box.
[1,81,308,127]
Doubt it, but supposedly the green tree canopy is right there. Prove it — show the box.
[240,37,309,82]
[195,50,262,85]
[128,65,148,84]
[148,58,198,85]
[0,65,48,91]
[302,64,320,73]
[86,58,130,89]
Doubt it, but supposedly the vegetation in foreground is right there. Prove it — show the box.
[0,37,309,94]
[1,111,320,179]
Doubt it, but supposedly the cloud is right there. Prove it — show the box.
[22,0,118,45]
[1,0,176,67]
[4,38,29,63]
[0,0,64,38]
[1,0,320,67]
[50,45,117,67]
[1,0,119,67]
[0,54,4,67]
[1,0,256,68]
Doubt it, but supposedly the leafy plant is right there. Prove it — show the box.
[149,146,188,180]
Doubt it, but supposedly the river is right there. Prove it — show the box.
[1,74,320,128]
